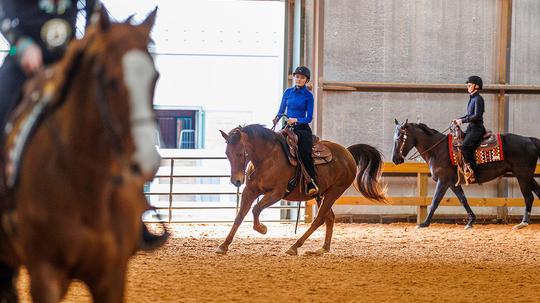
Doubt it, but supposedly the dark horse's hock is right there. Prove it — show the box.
[392,119,540,229]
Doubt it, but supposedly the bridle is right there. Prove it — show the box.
[226,127,250,180]
[397,125,452,161]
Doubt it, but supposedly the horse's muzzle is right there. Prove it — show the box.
[231,179,242,188]
[392,156,405,165]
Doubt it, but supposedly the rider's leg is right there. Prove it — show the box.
[462,126,484,177]
[294,124,318,194]
[0,56,27,136]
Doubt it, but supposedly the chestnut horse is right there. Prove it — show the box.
[217,124,386,255]
[0,9,162,302]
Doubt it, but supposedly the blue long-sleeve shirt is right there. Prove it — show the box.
[276,85,314,124]
[459,92,484,127]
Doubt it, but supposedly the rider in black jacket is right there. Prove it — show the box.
[0,0,99,129]
[453,75,485,179]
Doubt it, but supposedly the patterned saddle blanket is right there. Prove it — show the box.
[448,131,504,166]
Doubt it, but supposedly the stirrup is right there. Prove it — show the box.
[306,181,319,196]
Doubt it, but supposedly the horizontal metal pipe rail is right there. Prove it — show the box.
[145,150,306,223]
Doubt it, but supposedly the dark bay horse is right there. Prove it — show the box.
[0,9,163,302]
[392,119,540,230]
[217,124,386,255]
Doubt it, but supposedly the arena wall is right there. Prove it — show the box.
[303,0,540,217]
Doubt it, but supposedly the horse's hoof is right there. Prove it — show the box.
[305,248,329,256]
[513,222,529,230]
[464,224,473,230]
[416,223,429,228]
[254,223,267,235]
[285,247,298,256]
[215,245,228,255]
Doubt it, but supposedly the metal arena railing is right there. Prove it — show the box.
[144,149,304,223]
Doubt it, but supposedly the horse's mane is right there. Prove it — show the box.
[228,124,277,145]
[240,124,278,143]
[413,123,442,136]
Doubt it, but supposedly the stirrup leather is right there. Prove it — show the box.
[456,163,476,186]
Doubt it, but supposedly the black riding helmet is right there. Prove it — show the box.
[466,75,483,90]
[293,66,311,81]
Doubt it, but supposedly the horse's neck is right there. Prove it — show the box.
[412,129,446,161]
[57,67,111,161]
[245,138,279,169]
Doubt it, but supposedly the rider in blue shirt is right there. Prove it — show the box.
[273,66,318,196]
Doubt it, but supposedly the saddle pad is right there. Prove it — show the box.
[4,70,59,188]
[448,133,504,166]
[278,132,332,167]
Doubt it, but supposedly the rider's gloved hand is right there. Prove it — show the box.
[17,38,43,75]
[272,116,279,126]
[452,119,462,126]
[286,118,298,125]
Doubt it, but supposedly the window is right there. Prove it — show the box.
[155,108,203,149]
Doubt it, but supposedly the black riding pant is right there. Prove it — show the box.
[462,125,485,170]
[293,123,317,182]
[0,56,27,134]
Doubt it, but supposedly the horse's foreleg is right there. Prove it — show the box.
[88,264,127,303]
[450,185,476,229]
[252,192,282,235]
[28,263,69,303]
[286,191,339,256]
[0,261,18,303]
[418,180,449,228]
[215,187,259,254]
[514,176,534,229]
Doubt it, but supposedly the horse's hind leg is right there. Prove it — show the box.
[251,191,282,235]
[215,187,259,254]
[514,175,535,229]
[28,263,69,303]
[450,185,476,229]
[286,189,341,256]
[305,208,335,255]
[531,179,540,199]
[0,261,18,303]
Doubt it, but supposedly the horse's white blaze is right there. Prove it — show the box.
[122,50,160,176]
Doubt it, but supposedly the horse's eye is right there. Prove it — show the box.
[107,78,119,90]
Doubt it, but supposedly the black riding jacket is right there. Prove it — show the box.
[460,91,484,130]
[0,0,96,64]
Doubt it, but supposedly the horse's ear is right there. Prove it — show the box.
[123,14,135,24]
[96,6,111,32]
[219,130,229,141]
[394,118,399,125]
[139,7,158,36]
[404,119,408,126]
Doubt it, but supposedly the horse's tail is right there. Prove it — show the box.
[530,137,540,160]
[347,144,387,203]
